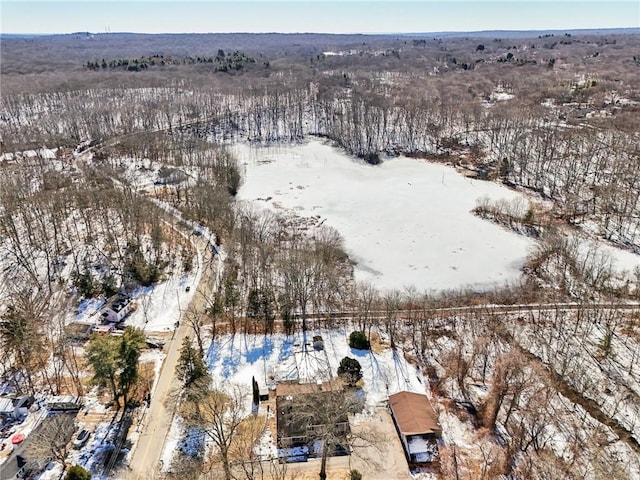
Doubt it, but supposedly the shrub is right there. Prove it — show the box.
[348,331,370,350]
[361,152,381,165]
[65,465,91,480]
[73,270,100,298]
[101,274,119,297]
[338,357,363,386]
[350,470,363,480]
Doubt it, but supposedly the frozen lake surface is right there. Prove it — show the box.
[234,139,535,291]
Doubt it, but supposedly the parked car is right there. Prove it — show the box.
[72,429,90,449]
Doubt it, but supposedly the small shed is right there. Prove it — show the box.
[65,322,94,341]
[388,391,441,465]
[92,324,114,335]
[46,396,83,412]
[259,386,269,402]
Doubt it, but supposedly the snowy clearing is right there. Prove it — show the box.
[234,139,535,291]
[125,270,199,333]
[206,329,427,408]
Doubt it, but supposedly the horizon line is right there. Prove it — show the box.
[2,27,639,36]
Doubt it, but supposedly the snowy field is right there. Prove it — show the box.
[126,271,198,333]
[206,329,427,408]
[234,140,534,291]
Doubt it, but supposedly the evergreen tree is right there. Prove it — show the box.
[65,465,91,480]
[176,336,209,388]
[252,376,260,407]
[118,327,146,406]
[101,274,119,297]
[337,357,363,386]
[73,269,99,298]
[348,331,370,350]
[86,334,120,402]
[85,327,146,406]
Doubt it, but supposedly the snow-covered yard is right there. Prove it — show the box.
[70,244,201,335]
[234,139,534,291]
[206,328,427,408]
[159,328,438,476]
[125,270,199,333]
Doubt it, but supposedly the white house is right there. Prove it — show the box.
[100,294,132,323]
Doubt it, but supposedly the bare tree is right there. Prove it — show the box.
[280,248,320,333]
[354,281,378,337]
[0,289,49,394]
[289,388,364,480]
[25,413,76,468]
[180,384,247,480]
[481,351,530,432]
[229,416,268,480]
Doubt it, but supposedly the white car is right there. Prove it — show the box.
[72,429,90,449]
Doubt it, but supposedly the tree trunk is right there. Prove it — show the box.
[301,303,308,333]
[221,449,233,480]
[319,439,328,480]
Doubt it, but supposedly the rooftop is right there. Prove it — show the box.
[103,294,131,313]
[389,391,441,436]
[275,378,343,398]
[275,379,348,448]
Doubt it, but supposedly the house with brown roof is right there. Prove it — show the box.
[275,379,350,462]
[388,391,441,466]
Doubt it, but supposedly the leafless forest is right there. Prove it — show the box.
[1,31,640,479]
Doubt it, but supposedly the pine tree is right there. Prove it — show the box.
[86,334,120,402]
[118,327,146,406]
[85,327,146,406]
[337,357,363,386]
[177,337,209,388]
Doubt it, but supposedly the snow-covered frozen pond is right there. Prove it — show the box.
[234,139,534,291]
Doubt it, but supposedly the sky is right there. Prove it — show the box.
[1,1,638,35]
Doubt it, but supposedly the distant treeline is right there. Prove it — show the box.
[86,50,256,72]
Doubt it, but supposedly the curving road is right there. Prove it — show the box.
[127,215,221,478]
[71,118,224,479]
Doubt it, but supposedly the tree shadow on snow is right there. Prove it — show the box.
[391,349,412,392]
[221,334,242,378]
[278,335,296,362]
[244,334,274,364]
[206,334,241,378]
